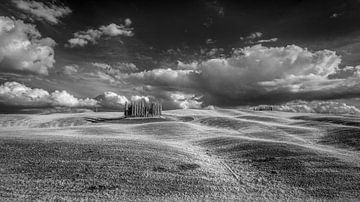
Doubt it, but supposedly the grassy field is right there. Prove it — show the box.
[0,108,359,201]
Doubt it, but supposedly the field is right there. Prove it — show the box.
[0,108,359,201]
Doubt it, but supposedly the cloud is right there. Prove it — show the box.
[330,13,341,19]
[205,38,216,44]
[195,45,345,104]
[177,60,198,70]
[0,81,203,110]
[131,95,150,102]
[95,91,129,109]
[12,0,71,24]
[90,62,138,82]
[50,90,97,107]
[0,81,97,107]
[123,68,194,87]
[114,62,138,72]
[124,18,132,26]
[99,22,133,37]
[273,100,360,114]
[240,32,263,41]
[66,19,133,48]
[95,92,154,109]
[63,64,78,75]
[67,38,88,47]
[90,71,116,83]
[170,93,202,109]
[117,44,360,106]
[240,32,278,44]
[256,38,278,43]
[92,62,111,70]
[0,16,56,75]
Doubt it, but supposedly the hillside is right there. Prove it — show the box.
[0,108,359,201]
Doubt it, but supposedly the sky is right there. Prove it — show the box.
[1,0,360,113]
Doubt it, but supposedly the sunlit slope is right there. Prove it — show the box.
[0,108,359,200]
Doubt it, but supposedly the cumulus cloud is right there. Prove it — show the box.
[117,44,360,106]
[0,81,97,107]
[0,16,56,75]
[170,93,202,109]
[94,92,154,109]
[66,19,133,48]
[123,68,194,87]
[131,95,150,102]
[95,91,129,109]
[50,90,97,107]
[195,44,345,104]
[99,23,133,37]
[177,60,198,70]
[12,0,72,24]
[273,100,360,114]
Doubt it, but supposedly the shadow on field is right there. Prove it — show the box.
[237,115,282,123]
[292,116,360,150]
[197,136,360,199]
[292,116,360,127]
[85,117,171,124]
[319,127,360,151]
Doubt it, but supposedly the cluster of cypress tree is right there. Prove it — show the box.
[124,100,162,117]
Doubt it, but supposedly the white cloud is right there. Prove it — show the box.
[63,64,78,75]
[50,90,97,107]
[91,71,116,83]
[92,62,111,70]
[0,16,56,75]
[131,95,150,102]
[170,93,202,109]
[12,0,71,24]
[205,38,216,44]
[240,32,263,41]
[95,91,129,108]
[67,38,88,47]
[99,23,133,37]
[50,44,360,108]
[274,100,360,114]
[90,62,138,82]
[330,13,341,19]
[114,62,138,72]
[198,45,341,97]
[124,68,194,87]
[124,18,132,26]
[66,19,133,48]
[94,92,152,109]
[0,81,97,107]
[247,32,263,39]
[256,38,278,43]
[177,60,198,70]
[118,44,360,106]
[240,32,278,44]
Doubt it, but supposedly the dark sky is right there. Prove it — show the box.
[48,0,360,69]
[1,0,360,111]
